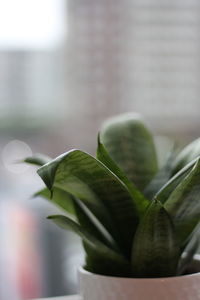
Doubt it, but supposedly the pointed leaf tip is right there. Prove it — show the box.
[100,113,158,191]
[24,153,51,167]
[132,199,180,277]
[37,149,139,258]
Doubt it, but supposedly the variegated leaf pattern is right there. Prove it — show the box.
[38,150,138,257]
[34,187,76,216]
[172,138,200,175]
[144,149,176,200]
[131,199,180,278]
[48,215,131,277]
[23,153,51,166]
[164,159,200,245]
[156,159,198,204]
[97,135,149,216]
[100,113,158,191]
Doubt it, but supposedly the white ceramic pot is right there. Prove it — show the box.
[79,255,200,300]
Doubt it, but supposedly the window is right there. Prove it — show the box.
[0,0,67,127]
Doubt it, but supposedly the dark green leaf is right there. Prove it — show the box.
[164,159,200,245]
[97,134,149,216]
[144,148,176,200]
[37,186,118,250]
[34,187,76,216]
[38,150,138,257]
[24,153,51,166]
[48,215,131,277]
[73,198,118,251]
[172,138,200,175]
[156,159,197,204]
[131,199,180,278]
[72,198,122,273]
[177,224,200,275]
[100,113,158,191]
[73,198,121,274]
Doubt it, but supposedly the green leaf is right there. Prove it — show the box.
[36,186,118,251]
[177,224,200,275]
[97,134,149,216]
[38,150,139,257]
[131,199,180,278]
[73,198,118,251]
[144,149,176,200]
[164,159,200,245]
[100,113,158,191]
[156,159,198,204]
[24,153,51,166]
[48,215,131,277]
[72,198,121,274]
[172,138,200,175]
[34,187,76,216]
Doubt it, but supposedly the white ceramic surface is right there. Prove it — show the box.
[79,256,200,300]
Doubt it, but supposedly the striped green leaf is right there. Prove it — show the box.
[177,224,200,275]
[144,149,176,200]
[34,187,76,216]
[172,138,200,175]
[156,159,197,204]
[23,153,51,166]
[131,199,180,278]
[73,198,118,251]
[97,134,149,216]
[36,187,117,251]
[38,150,139,257]
[164,159,200,245]
[48,215,131,277]
[73,198,121,274]
[100,113,158,191]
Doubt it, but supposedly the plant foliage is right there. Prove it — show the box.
[27,113,200,278]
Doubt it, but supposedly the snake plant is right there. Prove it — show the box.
[26,113,200,278]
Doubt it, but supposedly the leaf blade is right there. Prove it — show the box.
[73,198,118,251]
[177,224,200,275]
[156,158,198,204]
[38,150,139,257]
[48,214,131,277]
[144,148,176,200]
[34,187,76,216]
[164,159,200,245]
[172,138,200,175]
[131,200,180,278]
[23,153,51,166]
[97,134,149,216]
[100,113,158,191]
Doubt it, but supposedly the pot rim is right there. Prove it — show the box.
[79,254,200,282]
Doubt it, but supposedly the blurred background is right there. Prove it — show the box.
[0,0,200,299]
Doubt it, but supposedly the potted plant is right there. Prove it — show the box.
[26,113,200,300]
